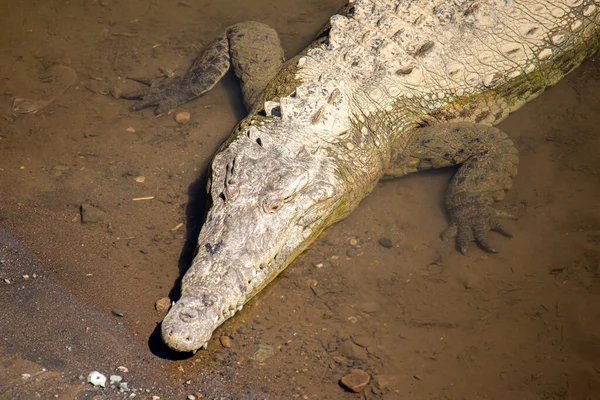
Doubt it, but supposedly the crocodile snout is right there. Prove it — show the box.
[179,308,199,323]
[161,295,217,352]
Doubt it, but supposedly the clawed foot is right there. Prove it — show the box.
[442,197,517,255]
[120,74,190,115]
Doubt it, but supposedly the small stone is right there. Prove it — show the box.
[126,127,136,133]
[152,397,161,400]
[21,373,31,379]
[340,369,370,393]
[374,375,394,390]
[87,371,107,387]
[134,176,145,183]
[250,344,275,362]
[175,112,191,124]
[332,356,347,364]
[312,261,330,269]
[119,382,130,392]
[305,279,318,289]
[360,301,380,313]
[187,395,196,400]
[116,366,129,372]
[346,248,358,258]
[378,237,394,248]
[109,375,122,384]
[0,260,5,264]
[155,297,171,313]
[111,309,125,317]
[337,340,368,362]
[349,238,359,246]
[109,87,122,98]
[80,204,105,223]
[22,274,30,280]
[220,335,233,348]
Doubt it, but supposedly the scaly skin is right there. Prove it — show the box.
[124,1,600,352]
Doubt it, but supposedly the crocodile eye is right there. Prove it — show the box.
[264,173,281,186]
[309,182,336,202]
[263,198,284,213]
[261,171,308,213]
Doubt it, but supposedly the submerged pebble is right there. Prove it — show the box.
[109,86,122,98]
[80,204,106,224]
[250,343,275,362]
[111,309,125,317]
[378,237,394,248]
[220,335,233,348]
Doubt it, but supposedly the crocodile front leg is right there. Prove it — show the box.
[121,21,285,115]
[387,122,519,255]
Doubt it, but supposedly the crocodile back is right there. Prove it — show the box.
[295,0,600,132]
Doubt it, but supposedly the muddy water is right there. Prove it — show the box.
[1,0,599,399]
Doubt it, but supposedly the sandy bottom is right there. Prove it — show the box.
[0,0,599,399]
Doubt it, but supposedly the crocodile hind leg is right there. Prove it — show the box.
[387,122,519,255]
[121,21,285,115]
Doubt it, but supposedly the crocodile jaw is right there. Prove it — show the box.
[161,205,341,353]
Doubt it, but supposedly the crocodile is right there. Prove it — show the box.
[122,1,600,352]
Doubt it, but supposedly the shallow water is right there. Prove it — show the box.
[1,0,599,399]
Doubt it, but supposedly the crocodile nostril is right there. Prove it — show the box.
[179,309,198,323]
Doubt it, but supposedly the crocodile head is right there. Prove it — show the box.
[161,125,350,352]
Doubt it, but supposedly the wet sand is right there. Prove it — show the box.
[0,0,599,399]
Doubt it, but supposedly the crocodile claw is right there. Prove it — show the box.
[441,199,516,255]
[121,75,190,115]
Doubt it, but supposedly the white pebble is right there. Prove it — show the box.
[87,371,107,387]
